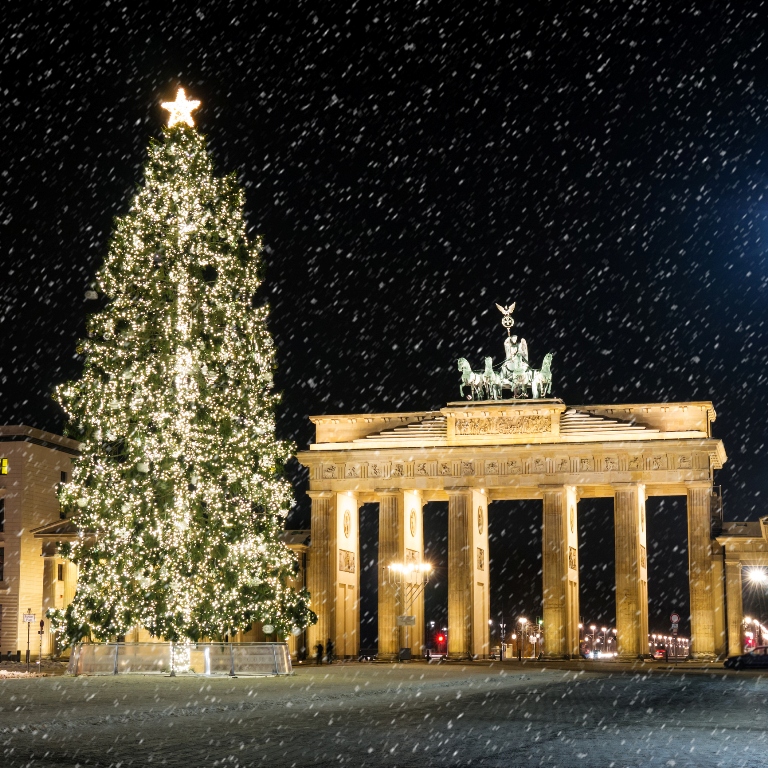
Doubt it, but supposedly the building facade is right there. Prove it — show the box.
[0,425,79,659]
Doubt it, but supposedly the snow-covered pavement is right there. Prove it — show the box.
[1,660,766,767]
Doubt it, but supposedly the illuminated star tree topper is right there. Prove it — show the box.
[161,87,201,127]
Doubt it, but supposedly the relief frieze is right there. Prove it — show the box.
[650,455,668,470]
[339,549,356,573]
[454,414,551,436]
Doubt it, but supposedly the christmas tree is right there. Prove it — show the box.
[51,89,314,645]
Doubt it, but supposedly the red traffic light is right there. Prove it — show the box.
[437,635,445,642]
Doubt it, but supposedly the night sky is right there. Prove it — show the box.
[3,3,768,645]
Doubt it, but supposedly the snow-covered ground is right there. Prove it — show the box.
[0,660,765,767]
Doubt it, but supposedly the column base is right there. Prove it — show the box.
[690,652,716,662]
[446,652,473,661]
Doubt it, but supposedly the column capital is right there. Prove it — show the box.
[307,490,335,500]
[612,482,645,491]
[685,481,713,491]
[374,488,402,497]
[445,486,472,496]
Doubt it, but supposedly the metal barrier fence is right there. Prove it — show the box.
[67,642,292,676]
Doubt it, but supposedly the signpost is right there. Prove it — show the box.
[669,612,681,659]
[23,611,35,673]
[38,619,45,669]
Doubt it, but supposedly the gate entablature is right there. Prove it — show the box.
[299,400,725,498]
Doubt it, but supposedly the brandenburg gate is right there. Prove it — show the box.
[296,398,727,661]
[297,305,729,661]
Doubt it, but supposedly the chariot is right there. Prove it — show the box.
[457,303,554,401]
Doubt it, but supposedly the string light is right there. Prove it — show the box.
[49,104,315,646]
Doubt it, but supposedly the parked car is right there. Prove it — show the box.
[724,646,768,669]
[652,648,667,660]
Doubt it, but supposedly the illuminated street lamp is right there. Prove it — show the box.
[387,561,432,659]
[518,617,528,660]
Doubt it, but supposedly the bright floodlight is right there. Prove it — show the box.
[747,568,768,584]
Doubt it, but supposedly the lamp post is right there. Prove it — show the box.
[499,619,507,661]
[387,561,432,660]
[518,618,528,660]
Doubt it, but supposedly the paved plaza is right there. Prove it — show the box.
[1,660,766,768]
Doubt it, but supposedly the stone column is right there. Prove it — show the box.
[307,491,335,654]
[334,491,359,659]
[377,490,401,661]
[712,542,726,659]
[447,488,472,659]
[402,489,425,658]
[687,484,715,659]
[471,489,491,659]
[541,485,580,659]
[725,560,743,657]
[614,484,649,659]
